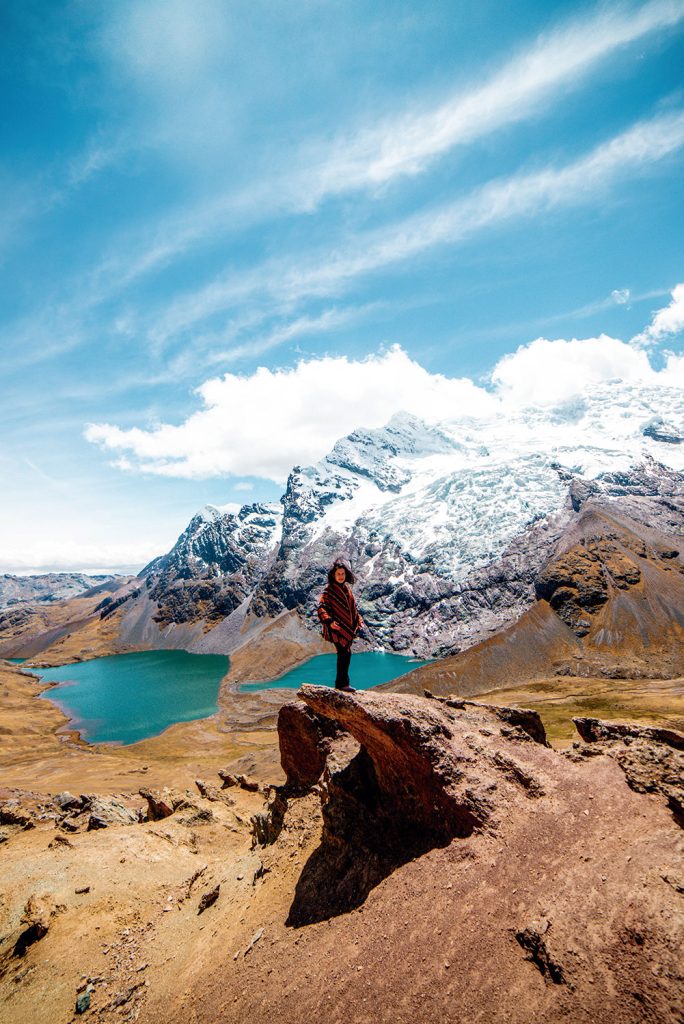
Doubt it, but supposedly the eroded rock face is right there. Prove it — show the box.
[284,686,554,925]
[139,788,185,821]
[277,702,342,793]
[571,717,684,828]
[0,893,64,976]
[535,538,641,636]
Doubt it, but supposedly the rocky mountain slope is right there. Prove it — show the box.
[1,684,682,1023]
[1,381,682,683]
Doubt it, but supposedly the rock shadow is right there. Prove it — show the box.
[286,745,477,927]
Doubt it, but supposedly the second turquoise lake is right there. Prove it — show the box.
[239,651,430,691]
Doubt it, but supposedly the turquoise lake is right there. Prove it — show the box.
[239,651,430,692]
[32,649,429,746]
[35,650,229,746]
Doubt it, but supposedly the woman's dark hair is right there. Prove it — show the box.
[327,561,355,585]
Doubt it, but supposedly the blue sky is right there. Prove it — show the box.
[1,0,683,572]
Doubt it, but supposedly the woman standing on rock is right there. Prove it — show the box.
[317,558,365,692]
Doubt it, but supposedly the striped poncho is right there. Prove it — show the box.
[317,581,362,649]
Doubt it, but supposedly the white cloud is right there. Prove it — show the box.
[491,334,658,406]
[62,0,684,300]
[86,294,684,482]
[0,539,160,574]
[634,282,684,344]
[85,345,496,481]
[611,288,631,305]
[300,0,684,201]
[660,349,684,385]
[193,306,375,368]
[214,502,242,515]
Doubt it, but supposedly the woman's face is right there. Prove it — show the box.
[334,566,347,583]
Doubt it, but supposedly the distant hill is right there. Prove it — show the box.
[0,573,122,611]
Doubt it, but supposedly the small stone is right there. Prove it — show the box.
[75,990,91,1014]
[75,886,91,894]
[244,928,264,956]
[197,885,220,914]
[218,770,238,788]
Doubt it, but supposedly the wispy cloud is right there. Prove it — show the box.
[176,305,379,369]
[147,109,684,348]
[72,0,684,294]
[299,0,684,200]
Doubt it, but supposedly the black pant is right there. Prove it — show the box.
[334,643,352,689]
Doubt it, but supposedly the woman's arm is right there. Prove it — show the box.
[318,591,341,631]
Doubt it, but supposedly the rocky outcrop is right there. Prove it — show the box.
[642,419,683,445]
[277,702,343,793]
[280,686,554,924]
[138,788,184,821]
[535,539,641,636]
[0,892,65,978]
[573,717,684,750]
[570,718,684,828]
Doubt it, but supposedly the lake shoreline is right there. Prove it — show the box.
[0,660,284,794]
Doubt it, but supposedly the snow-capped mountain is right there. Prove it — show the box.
[130,379,684,657]
[140,502,282,625]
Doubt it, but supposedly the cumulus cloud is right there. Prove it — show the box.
[634,282,684,345]
[490,334,658,406]
[86,296,684,482]
[85,345,496,482]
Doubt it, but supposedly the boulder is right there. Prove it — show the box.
[217,770,238,788]
[572,718,684,828]
[0,801,35,830]
[139,788,184,821]
[53,791,82,812]
[85,796,139,830]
